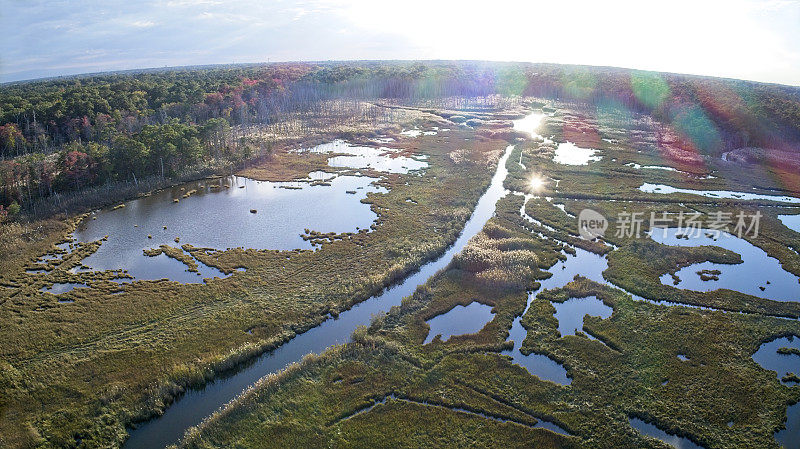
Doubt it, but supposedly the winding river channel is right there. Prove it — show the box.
[123,111,800,448]
[123,144,516,447]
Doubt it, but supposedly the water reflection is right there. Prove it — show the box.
[74,174,387,282]
[640,183,800,204]
[776,401,800,449]
[300,140,428,173]
[552,296,612,340]
[400,128,437,137]
[752,336,800,384]
[626,162,677,172]
[779,214,800,233]
[511,111,600,166]
[512,112,549,139]
[629,417,705,449]
[41,282,89,294]
[650,228,800,302]
[553,142,602,165]
[502,247,609,385]
[123,145,517,449]
[423,302,494,344]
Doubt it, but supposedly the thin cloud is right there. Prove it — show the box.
[1,0,798,85]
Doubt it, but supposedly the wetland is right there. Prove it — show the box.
[3,62,800,449]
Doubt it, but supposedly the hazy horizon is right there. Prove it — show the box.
[2,0,800,86]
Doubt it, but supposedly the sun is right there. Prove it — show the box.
[529,175,546,192]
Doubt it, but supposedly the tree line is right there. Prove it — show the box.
[1,61,799,218]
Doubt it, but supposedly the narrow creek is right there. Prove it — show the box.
[123,110,800,448]
[123,145,516,448]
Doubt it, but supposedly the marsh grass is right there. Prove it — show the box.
[143,245,200,272]
[179,100,800,449]
[0,110,519,447]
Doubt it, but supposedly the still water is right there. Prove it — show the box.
[501,246,609,386]
[752,336,800,385]
[74,175,386,281]
[553,142,602,165]
[123,145,516,448]
[629,417,705,449]
[779,214,800,233]
[640,183,800,204]
[650,228,800,302]
[552,296,613,339]
[300,139,428,173]
[423,302,495,344]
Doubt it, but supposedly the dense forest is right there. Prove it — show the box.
[2,61,800,218]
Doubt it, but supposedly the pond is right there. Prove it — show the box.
[511,111,601,166]
[752,336,800,385]
[502,246,610,386]
[74,174,387,282]
[779,214,800,233]
[640,183,800,204]
[502,193,765,384]
[122,145,516,449]
[299,139,428,173]
[650,228,800,302]
[423,302,495,344]
[512,111,549,140]
[40,282,90,294]
[553,142,602,165]
[776,401,800,449]
[552,296,613,340]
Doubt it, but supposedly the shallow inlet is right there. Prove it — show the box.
[501,246,609,386]
[752,336,800,385]
[776,401,800,448]
[552,296,612,340]
[650,228,800,302]
[779,214,800,233]
[629,417,705,449]
[640,183,800,204]
[299,139,429,173]
[423,302,495,344]
[122,145,516,449]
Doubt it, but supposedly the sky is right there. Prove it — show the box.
[2,0,800,85]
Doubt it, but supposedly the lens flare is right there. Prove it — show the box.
[529,175,546,192]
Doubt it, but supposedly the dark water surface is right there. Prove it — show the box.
[501,246,609,386]
[123,145,515,448]
[423,302,495,344]
[122,113,800,447]
[629,417,705,449]
[552,296,612,340]
[75,175,385,282]
[651,228,800,302]
[752,336,800,385]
